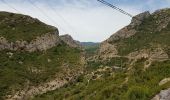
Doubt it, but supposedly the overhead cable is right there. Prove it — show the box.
[27,0,68,34]
[97,0,134,18]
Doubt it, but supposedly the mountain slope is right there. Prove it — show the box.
[33,8,170,100]
[60,34,81,48]
[99,8,170,57]
[0,12,84,100]
[0,12,57,42]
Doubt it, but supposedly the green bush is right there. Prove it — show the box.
[126,86,149,100]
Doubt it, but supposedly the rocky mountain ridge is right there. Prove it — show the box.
[99,8,170,61]
[0,12,82,52]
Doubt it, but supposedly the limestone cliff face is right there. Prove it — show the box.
[0,11,61,52]
[0,32,60,52]
[60,34,81,48]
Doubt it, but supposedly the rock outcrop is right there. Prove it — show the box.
[99,8,170,62]
[128,48,169,61]
[159,78,170,86]
[98,11,151,58]
[106,11,150,43]
[153,8,170,31]
[0,11,85,100]
[60,34,81,48]
[130,11,151,27]
[99,42,118,58]
[0,32,60,52]
[152,88,170,100]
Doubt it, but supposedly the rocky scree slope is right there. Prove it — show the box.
[0,12,84,100]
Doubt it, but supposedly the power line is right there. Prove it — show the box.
[1,0,20,13]
[97,0,134,18]
[27,0,68,34]
[46,2,77,35]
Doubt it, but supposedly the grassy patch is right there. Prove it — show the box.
[0,12,57,42]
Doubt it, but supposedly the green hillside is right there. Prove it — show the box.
[0,12,57,42]
[0,44,82,99]
[0,12,83,99]
[1,8,170,100]
[113,9,170,56]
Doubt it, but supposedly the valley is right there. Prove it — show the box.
[0,7,170,100]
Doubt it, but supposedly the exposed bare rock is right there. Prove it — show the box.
[153,8,170,31]
[60,34,81,48]
[26,32,60,52]
[0,32,60,52]
[106,11,150,43]
[159,78,170,86]
[127,48,169,68]
[98,11,151,58]
[128,50,148,60]
[107,26,136,43]
[130,11,150,27]
[98,42,118,59]
[150,48,169,61]
[152,88,170,100]
[128,48,169,61]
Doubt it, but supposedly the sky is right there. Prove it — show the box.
[0,0,170,42]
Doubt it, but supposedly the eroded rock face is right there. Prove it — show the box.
[130,11,151,27]
[107,26,136,43]
[106,11,150,43]
[0,32,60,52]
[128,48,169,61]
[60,34,81,48]
[98,11,151,58]
[26,32,60,52]
[153,8,170,31]
[98,42,118,59]
[152,88,170,100]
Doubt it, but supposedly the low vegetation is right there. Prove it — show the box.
[0,12,56,42]
[33,60,170,100]
[114,9,170,55]
[0,44,82,99]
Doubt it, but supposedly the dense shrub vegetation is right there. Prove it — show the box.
[0,44,81,98]
[33,60,170,100]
